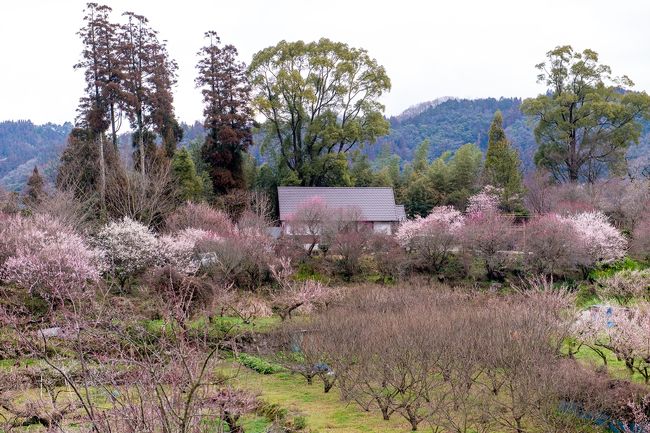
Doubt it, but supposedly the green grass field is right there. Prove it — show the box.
[232,367,415,433]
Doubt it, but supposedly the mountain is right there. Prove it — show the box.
[393,97,456,122]
[373,97,537,169]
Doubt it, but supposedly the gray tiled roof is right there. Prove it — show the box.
[278,187,404,222]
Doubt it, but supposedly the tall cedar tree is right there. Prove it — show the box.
[71,2,120,213]
[24,166,46,207]
[483,111,524,212]
[119,12,180,175]
[196,31,253,194]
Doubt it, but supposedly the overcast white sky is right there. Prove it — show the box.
[1,0,650,124]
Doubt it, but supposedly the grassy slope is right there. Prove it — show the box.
[231,367,413,433]
[572,344,648,383]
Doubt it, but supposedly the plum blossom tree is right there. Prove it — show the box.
[522,214,589,277]
[574,304,650,382]
[95,217,160,288]
[269,257,333,321]
[465,185,501,215]
[461,210,515,280]
[165,201,235,235]
[0,214,101,306]
[567,211,627,264]
[623,394,650,433]
[396,206,464,273]
[158,229,202,274]
[285,197,330,256]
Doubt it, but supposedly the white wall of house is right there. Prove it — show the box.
[372,222,392,235]
[282,220,395,236]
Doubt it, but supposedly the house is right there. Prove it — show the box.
[277,186,406,235]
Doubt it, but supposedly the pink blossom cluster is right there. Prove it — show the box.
[574,304,650,377]
[0,214,101,301]
[466,185,502,216]
[566,211,627,263]
[396,206,464,248]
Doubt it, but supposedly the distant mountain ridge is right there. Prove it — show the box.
[393,97,456,122]
[2,98,648,190]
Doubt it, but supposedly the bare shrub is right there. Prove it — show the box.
[0,186,19,214]
[315,206,375,280]
[197,232,272,290]
[292,284,591,432]
[0,273,258,433]
[106,163,177,229]
[146,265,216,322]
[165,201,235,235]
[631,213,650,261]
[461,209,515,280]
[521,214,589,277]
[284,197,330,257]
[31,188,96,230]
[597,269,650,304]
[368,234,409,282]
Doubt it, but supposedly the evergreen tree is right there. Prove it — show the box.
[412,139,431,174]
[73,2,119,214]
[196,31,253,194]
[119,11,178,175]
[483,111,524,212]
[58,127,100,201]
[350,151,374,186]
[448,143,483,209]
[24,166,46,207]
[171,148,205,202]
[373,143,401,187]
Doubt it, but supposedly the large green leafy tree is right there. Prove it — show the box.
[249,38,391,186]
[483,111,524,212]
[522,45,650,182]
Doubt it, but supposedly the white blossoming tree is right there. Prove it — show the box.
[396,206,464,273]
[568,211,627,264]
[0,214,101,306]
[96,217,160,289]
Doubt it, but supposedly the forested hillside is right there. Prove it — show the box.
[376,97,650,175]
[0,120,204,190]
[375,98,535,167]
[2,98,649,190]
[0,120,72,190]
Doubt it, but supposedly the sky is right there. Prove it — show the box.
[1,0,650,125]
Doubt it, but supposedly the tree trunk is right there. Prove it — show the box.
[98,134,106,217]
[139,126,146,178]
[109,103,118,153]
